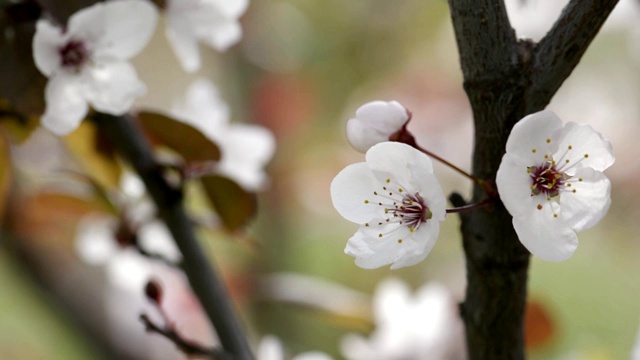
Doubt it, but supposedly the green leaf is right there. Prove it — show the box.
[201,175,256,231]
[137,111,221,162]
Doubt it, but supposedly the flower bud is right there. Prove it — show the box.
[346,101,410,153]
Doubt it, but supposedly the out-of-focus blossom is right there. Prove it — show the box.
[496,111,614,261]
[346,101,410,153]
[32,0,157,135]
[341,278,465,360]
[331,142,446,269]
[165,0,249,72]
[172,78,275,191]
[257,335,333,360]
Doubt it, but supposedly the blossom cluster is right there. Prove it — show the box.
[33,0,248,136]
[332,101,614,268]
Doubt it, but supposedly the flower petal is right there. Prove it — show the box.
[331,163,384,224]
[408,167,447,221]
[366,142,433,188]
[41,73,89,135]
[218,124,276,190]
[166,16,202,72]
[197,18,243,52]
[513,204,578,261]
[389,221,439,269]
[552,122,615,172]
[72,0,158,61]
[496,153,535,218]
[83,62,146,115]
[209,0,249,18]
[506,110,561,164]
[32,20,65,77]
[172,78,230,138]
[560,167,611,232]
[347,101,408,153]
[345,225,412,269]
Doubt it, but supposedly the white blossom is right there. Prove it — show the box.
[257,336,333,360]
[346,101,410,153]
[331,142,446,269]
[165,0,249,72]
[172,78,275,191]
[340,278,465,360]
[32,0,157,135]
[496,111,614,261]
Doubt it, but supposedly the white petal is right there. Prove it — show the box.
[138,221,182,262]
[208,0,249,18]
[408,167,447,222]
[513,204,578,261]
[41,73,89,135]
[91,0,158,61]
[347,101,408,153]
[560,167,611,232]
[67,0,157,61]
[293,352,333,360]
[218,124,276,190]
[373,278,411,323]
[83,62,146,115]
[346,227,407,269]
[496,153,536,218]
[366,142,433,188]
[331,163,385,224]
[172,78,230,135]
[506,110,561,164]
[75,215,119,265]
[389,221,440,269]
[552,122,615,172]
[166,16,202,72]
[32,20,65,77]
[198,18,243,52]
[257,336,284,360]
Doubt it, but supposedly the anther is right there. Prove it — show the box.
[537,204,543,210]
[546,138,551,143]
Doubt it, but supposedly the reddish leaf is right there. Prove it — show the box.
[137,111,221,162]
[201,175,256,231]
[0,132,13,219]
[525,299,556,350]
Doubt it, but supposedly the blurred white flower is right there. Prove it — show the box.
[32,0,157,135]
[75,173,181,289]
[330,142,446,269]
[341,278,465,360]
[346,101,409,153]
[257,335,333,360]
[165,0,249,72]
[172,78,275,191]
[496,111,614,261]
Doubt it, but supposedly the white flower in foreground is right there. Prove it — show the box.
[346,101,410,153]
[496,111,614,261]
[165,0,249,72]
[172,78,275,190]
[331,142,446,269]
[341,279,465,360]
[32,0,157,135]
[257,336,333,360]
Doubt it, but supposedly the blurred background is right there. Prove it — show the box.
[2,0,640,359]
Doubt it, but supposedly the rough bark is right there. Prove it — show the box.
[447,0,619,358]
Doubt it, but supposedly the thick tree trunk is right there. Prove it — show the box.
[446,0,619,358]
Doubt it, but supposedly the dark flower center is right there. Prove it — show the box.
[59,40,88,69]
[529,162,568,197]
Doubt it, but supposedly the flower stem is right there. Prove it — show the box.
[94,113,254,360]
[446,198,493,214]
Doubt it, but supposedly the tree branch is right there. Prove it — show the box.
[528,0,620,111]
[94,113,254,360]
[446,0,620,359]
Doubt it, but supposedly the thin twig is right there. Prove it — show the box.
[94,113,254,360]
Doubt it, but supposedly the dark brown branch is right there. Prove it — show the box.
[94,113,254,360]
[529,0,620,111]
[446,0,620,359]
[140,314,230,360]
